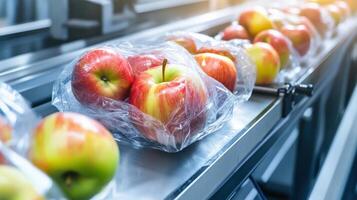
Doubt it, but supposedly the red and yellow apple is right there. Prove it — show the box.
[345,0,357,13]
[335,1,351,19]
[129,63,207,145]
[298,3,330,37]
[29,112,119,200]
[221,24,250,41]
[254,29,291,69]
[280,25,312,57]
[246,42,280,85]
[307,0,336,5]
[196,46,236,61]
[71,48,134,106]
[167,36,197,54]
[238,7,275,38]
[194,53,237,92]
[0,165,44,200]
[128,54,164,74]
[325,4,343,25]
[307,0,355,13]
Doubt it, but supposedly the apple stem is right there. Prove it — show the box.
[162,59,168,82]
[65,176,73,187]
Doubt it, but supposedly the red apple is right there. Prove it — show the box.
[295,16,320,36]
[29,112,119,200]
[196,46,236,61]
[128,54,164,74]
[298,3,330,37]
[280,25,312,57]
[238,7,275,38]
[246,42,281,85]
[254,30,291,69]
[167,36,197,54]
[221,24,250,41]
[129,63,207,145]
[71,47,134,106]
[194,53,237,92]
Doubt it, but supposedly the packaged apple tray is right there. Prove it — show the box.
[52,40,255,152]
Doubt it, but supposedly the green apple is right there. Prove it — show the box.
[0,165,43,200]
[29,112,119,200]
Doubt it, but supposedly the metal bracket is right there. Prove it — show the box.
[278,83,314,117]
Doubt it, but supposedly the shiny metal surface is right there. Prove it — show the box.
[134,0,208,13]
[309,86,357,200]
[0,19,50,37]
[34,94,281,200]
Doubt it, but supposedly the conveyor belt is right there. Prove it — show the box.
[1,3,357,199]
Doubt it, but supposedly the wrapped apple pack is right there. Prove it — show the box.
[52,42,240,152]
[282,2,335,39]
[216,24,302,84]
[268,7,322,58]
[163,31,256,99]
[0,82,67,199]
[0,82,38,151]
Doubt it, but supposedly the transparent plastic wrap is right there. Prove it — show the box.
[160,31,256,101]
[267,7,323,63]
[163,31,216,54]
[279,3,335,39]
[0,82,65,199]
[215,21,302,84]
[0,143,65,200]
[214,22,251,42]
[52,42,240,152]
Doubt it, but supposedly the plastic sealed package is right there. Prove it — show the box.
[162,31,256,101]
[52,42,240,152]
[217,26,303,84]
[0,82,38,151]
[283,2,335,39]
[163,31,216,54]
[0,82,65,199]
[266,7,323,63]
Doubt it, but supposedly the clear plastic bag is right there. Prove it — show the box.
[217,28,302,84]
[162,31,256,101]
[0,82,65,199]
[0,82,38,153]
[278,3,335,39]
[0,143,65,200]
[52,42,240,152]
[266,7,323,62]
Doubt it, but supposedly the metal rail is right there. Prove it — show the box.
[1,4,356,199]
[309,85,357,200]
[0,19,51,37]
